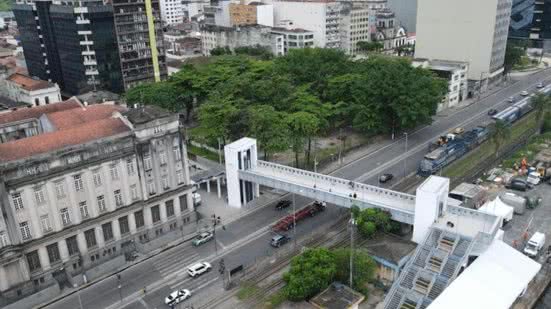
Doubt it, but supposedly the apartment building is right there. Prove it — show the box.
[229,2,274,27]
[339,5,371,55]
[0,100,195,304]
[415,0,512,88]
[12,0,166,95]
[160,0,185,25]
[201,24,284,56]
[273,0,342,48]
[4,73,61,106]
[509,0,551,49]
[271,22,315,54]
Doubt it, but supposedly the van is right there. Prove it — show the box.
[499,192,526,215]
[524,232,546,258]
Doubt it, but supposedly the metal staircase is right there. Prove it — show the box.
[383,227,476,309]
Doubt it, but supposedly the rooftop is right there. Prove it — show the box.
[310,283,364,309]
[0,99,81,126]
[363,233,417,265]
[77,90,120,105]
[0,118,130,163]
[433,205,500,238]
[0,95,30,111]
[123,105,172,125]
[6,73,57,91]
[271,27,313,33]
[46,104,124,130]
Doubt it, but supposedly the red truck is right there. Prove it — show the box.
[272,201,326,232]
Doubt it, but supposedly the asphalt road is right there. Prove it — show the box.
[42,69,551,309]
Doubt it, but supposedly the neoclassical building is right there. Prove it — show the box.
[0,100,195,303]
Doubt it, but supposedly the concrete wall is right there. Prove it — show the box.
[273,1,327,47]
[256,4,274,27]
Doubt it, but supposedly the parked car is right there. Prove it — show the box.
[453,127,465,135]
[275,200,292,210]
[508,96,515,103]
[537,82,544,88]
[187,262,211,278]
[165,289,191,306]
[521,90,529,96]
[270,234,290,248]
[379,173,394,183]
[192,232,213,246]
[487,109,498,116]
[506,178,528,192]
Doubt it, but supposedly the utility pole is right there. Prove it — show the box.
[217,137,222,165]
[292,192,296,248]
[117,273,122,303]
[349,218,355,288]
[73,284,84,309]
[403,132,408,178]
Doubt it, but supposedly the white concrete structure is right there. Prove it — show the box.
[273,0,341,48]
[412,176,449,243]
[204,0,232,27]
[415,0,512,84]
[160,0,185,24]
[201,25,284,56]
[224,137,259,208]
[271,22,315,54]
[5,73,61,107]
[412,59,469,111]
[340,5,371,55]
[256,3,274,27]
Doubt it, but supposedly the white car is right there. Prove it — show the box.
[521,90,529,96]
[187,262,212,278]
[165,289,191,306]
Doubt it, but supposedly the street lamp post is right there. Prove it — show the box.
[211,214,222,256]
[349,218,355,288]
[403,132,408,178]
[117,273,122,303]
[73,283,84,309]
[292,193,296,248]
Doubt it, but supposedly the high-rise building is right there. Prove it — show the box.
[229,2,274,27]
[160,0,185,25]
[12,0,166,95]
[509,0,551,50]
[415,0,511,88]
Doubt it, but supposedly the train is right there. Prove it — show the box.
[418,126,489,176]
[491,98,534,124]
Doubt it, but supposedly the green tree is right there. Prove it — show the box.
[542,112,551,133]
[283,248,337,301]
[234,44,273,60]
[355,208,393,238]
[489,120,512,158]
[197,97,239,144]
[504,43,525,73]
[248,105,290,160]
[357,41,384,54]
[124,82,182,112]
[531,93,551,133]
[210,46,232,56]
[286,112,320,168]
[333,248,377,294]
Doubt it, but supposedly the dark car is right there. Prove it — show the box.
[506,178,528,192]
[487,109,498,116]
[275,200,292,210]
[379,173,394,183]
[270,234,290,248]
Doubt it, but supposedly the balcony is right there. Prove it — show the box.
[80,40,94,46]
[84,59,97,66]
[78,30,92,36]
[82,50,96,56]
[76,19,90,25]
[85,69,99,76]
[74,7,88,13]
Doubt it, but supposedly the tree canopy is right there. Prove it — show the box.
[124,49,447,164]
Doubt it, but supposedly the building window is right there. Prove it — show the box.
[143,153,152,170]
[134,210,145,228]
[79,201,89,219]
[151,205,161,223]
[20,221,32,240]
[159,151,167,165]
[130,185,139,201]
[40,215,52,233]
[176,169,184,184]
[12,192,24,210]
[179,195,188,212]
[0,231,7,247]
[147,182,156,195]
[93,171,102,187]
[55,181,66,199]
[114,190,123,207]
[102,222,114,242]
[119,216,130,235]
[66,236,79,256]
[34,98,39,106]
[173,146,181,160]
[34,186,46,205]
[162,176,169,190]
[60,208,71,226]
[110,164,119,181]
[97,195,106,213]
[46,243,61,264]
[126,158,135,176]
[45,96,49,104]
[74,175,84,192]
[85,229,97,248]
[26,251,41,272]
[166,200,174,217]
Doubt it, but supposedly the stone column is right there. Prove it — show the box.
[217,178,221,199]
[59,238,70,262]
[206,180,211,193]
[112,219,121,241]
[76,233,88,256]
[0,266,8,291]
[38,246,51,271]
[95,226,105,249]
[160,202,167,223]
[128,212,137,234]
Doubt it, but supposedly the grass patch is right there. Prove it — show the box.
[0,0,10,11]
[265,290,286,309]
[237,282,260,300]
[513,56,539,71]
[443,113,537,178]
[187,144,222,162]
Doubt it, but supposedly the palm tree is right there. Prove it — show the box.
[490,120,511,158]
[531,93,551,133]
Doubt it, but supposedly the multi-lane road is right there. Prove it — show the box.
[42,69,551,309]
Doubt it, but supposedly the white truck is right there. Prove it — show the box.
[524,232,546,258]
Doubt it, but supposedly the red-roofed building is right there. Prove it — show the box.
[5,73,61,107]
[0,105,195,303]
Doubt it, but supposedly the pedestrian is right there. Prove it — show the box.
[143,286,147,295]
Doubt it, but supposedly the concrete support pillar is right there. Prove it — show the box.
[59,239,70,262]
[112,219,121,241]
[144,207,153,228]
[95,226,105,248]
[160,202,167,222]
[38,246,51,271]
[217,178,221,199]
[76,233,88,256]
[206,180,211,193]
[128,212,137,234]
[0,266,7,291]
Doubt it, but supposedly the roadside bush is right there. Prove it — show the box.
[333,248,376,295]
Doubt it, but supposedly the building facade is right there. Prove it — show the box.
[5,73,61,106]
[0,101,195,304]
[160,0,185,25]
[271,24,315,54]
[508,0,551,49]
[339,5,371,55]
[229,2,274,27]
[415,0,512,85]
[273,0,341,48]
[12,0,166,95]
[201,24,284,56]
